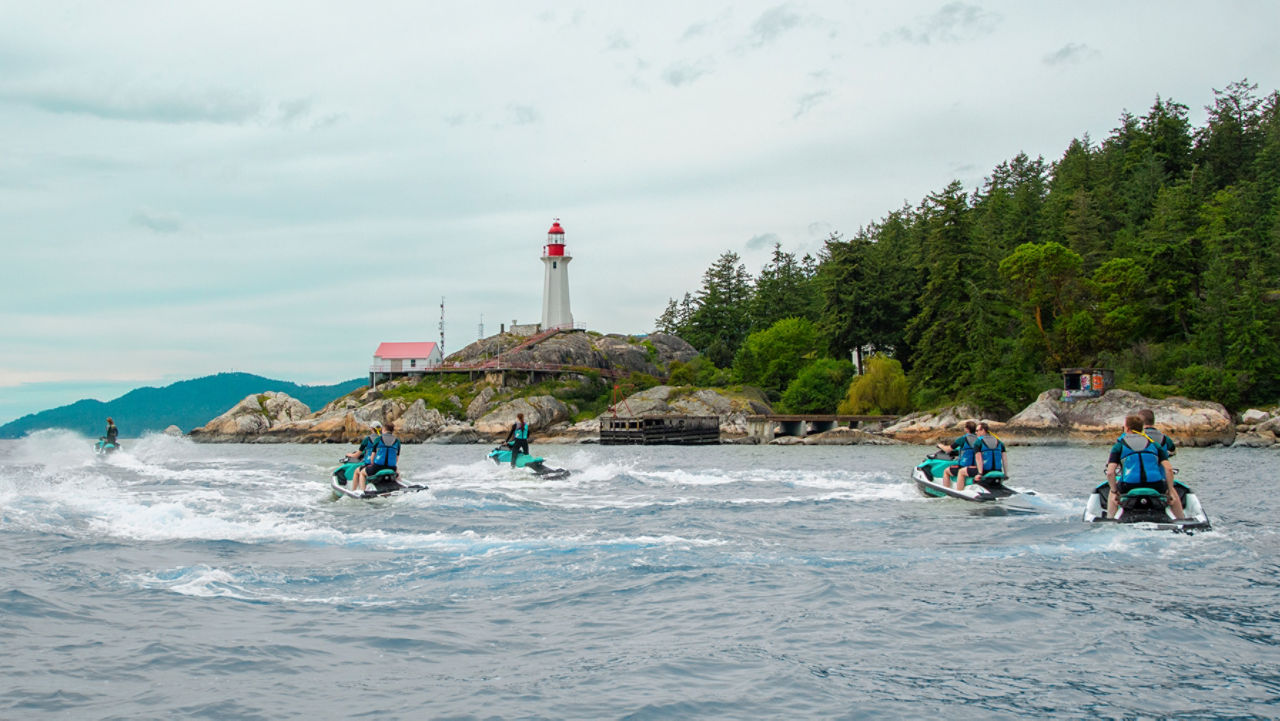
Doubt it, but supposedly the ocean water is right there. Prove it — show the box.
[1,432,1276,720]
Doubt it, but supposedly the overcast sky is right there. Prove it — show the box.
[1,1,1276,424]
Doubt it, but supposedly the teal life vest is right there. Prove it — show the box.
[955,433,978,466]
[977,434,1004,472]
[359,434,378,463]
[370,434,401,467]
[1119,432,1163,486]
[514,422,529,440]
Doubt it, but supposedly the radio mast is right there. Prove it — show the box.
[438,296,445,357]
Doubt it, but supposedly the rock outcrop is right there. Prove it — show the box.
[1000,389,1234,446]
[189,392,314,443]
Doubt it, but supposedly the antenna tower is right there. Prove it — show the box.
[478,314,485,340]
[438,296,445,357]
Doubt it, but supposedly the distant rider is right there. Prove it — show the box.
[346,420,382,462]
[504,413,530,467]
[1137,408,1176,456]
[1105,413,1185,520]
[102,417,120,449]
[936,420,978,490]
[351,420,401,495]
[973,422,1007,482]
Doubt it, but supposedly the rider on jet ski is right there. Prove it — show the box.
[351,420,401,494]
[345,420,382,462]
[1137,408,1177,456]
[503,413,531,468]
[973,422,1008,479]
[936,420,978,490]
[1105,414,1185,520]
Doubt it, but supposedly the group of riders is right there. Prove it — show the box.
[936,408,1185,520]
[340,413,533,494]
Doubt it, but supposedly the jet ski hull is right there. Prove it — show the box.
[330,461,427,500]
[487,448,570,480]
[1083,481,1210,533]
[912,454,1031,504]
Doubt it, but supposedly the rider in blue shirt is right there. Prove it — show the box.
[1105,413,1184,519]
[504,413,530,467]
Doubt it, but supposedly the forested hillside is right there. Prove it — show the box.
[656,81,1280,415]
[0,373,365,438]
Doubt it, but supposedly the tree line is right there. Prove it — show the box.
[655,80,1280,416]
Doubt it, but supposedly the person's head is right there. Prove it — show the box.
[384,421,395,433]
[370,420,383,432]
[107,417,114,425]
[517,413,525,422]
[1125,414,1144,432]
[963,420,977,433]
[1138,408,1155,426]
[976,421,990,434]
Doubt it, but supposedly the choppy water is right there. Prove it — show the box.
[1,431,1277,720]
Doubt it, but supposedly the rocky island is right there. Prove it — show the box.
[190,330,1270,448]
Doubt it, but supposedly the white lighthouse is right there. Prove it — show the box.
[540,219,574,330]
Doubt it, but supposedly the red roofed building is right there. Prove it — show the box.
[370,341,443,385]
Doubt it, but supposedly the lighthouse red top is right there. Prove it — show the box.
[545,220,566,257]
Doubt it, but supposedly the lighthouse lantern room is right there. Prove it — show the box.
[540,219,574,330]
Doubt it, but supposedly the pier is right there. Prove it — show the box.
[600,416,721,445]
[744,414,898,443]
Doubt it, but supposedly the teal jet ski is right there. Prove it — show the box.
[1082,480,1210,534]
[95,439,121,454]
[487,447,570,480]
[330,460,427,500]
[912,451,1031,504]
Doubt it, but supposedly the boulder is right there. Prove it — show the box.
[466,386,497,421]
[1241,408,1271,425]
[802,427,905,445]
[163,425,183,437]
[190,392,313,443]
[1000,389,1234,446]
[475,396,571,437]
[881,406,986,445]
[396,400,448,442]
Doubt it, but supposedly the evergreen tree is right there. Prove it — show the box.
[686,252,753,367]
[750,242,819,331]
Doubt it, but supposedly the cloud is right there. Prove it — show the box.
[130,208,184,234]
[662,58,715,87]
[1043,42,1092,66]
[2,84,262,124]
[0,78,329,128]
[605,31,631,51]
[509,105,540,125]
[794,90,830,118]
[884,2,999,45]
[746,232,781,251]
[748,4,804,48]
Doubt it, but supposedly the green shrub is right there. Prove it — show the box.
[838,355,910,414]
[782,358,854,413]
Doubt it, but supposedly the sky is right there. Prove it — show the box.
[1,1,1276,424]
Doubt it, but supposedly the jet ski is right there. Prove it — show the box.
[330,460,427,500]
[912,451,1033,504]
[487,447,570,480]
[95,439,121,454]
[1082,480,1210,533]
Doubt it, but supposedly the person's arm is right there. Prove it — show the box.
[1000,450,1008,476]
[1161,458,1185,520]
[1104,462,1120,517]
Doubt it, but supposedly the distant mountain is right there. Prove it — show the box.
[0,372,366,439]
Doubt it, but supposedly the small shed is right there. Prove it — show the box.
[370,342,443,384]
[1061,367,1114,401]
